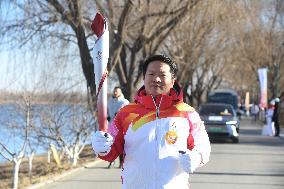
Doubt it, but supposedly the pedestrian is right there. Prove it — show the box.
[92,54,211,188]
[272,98,280,137]
[107,86,129,168]
[262,101,275,136]
[250,103,259,122]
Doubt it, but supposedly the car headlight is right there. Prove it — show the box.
[226,120,237,125]
[227,125,239,136]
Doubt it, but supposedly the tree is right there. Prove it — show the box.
[0,96,31,189]
[95,0,203,100]
[228,0,284,100]
[32,102,95,166]
[0,0,203,105]
[0,0,97,104]
[164,0,234,106]
[1,1,283,113]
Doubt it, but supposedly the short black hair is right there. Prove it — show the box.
[142,54,178,79]
[113,86,121,90]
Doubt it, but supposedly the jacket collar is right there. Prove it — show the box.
[134,82,183,110]
[113,94,125,101]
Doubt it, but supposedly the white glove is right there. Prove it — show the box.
[92,131,114,156]
[179,149,201,173]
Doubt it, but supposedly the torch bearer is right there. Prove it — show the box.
[91,13,109,132]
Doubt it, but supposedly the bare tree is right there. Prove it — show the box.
[1,1,283,110]
[162,1,234,106]
[0,0,202,106]
[0,96,31,189]
[32,102,95,166]
[0,0,97,106]
[94,0,204,100]
[228,0,284,100]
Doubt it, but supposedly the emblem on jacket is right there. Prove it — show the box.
[165,130,178,144]
[165,122,178,144]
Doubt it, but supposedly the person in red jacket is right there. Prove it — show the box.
[92,54,211,189]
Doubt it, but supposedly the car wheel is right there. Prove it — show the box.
[232,137,239,143]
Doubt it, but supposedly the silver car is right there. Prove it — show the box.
[199,103,240,143]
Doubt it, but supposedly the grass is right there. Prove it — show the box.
[0,145,96,189]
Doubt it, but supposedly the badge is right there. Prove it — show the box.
[165,130,178,144]
[165,122,178,144]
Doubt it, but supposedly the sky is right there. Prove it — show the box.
[0,48,88,93]
[0,46,121,94]
[0,51,25,91]
[0,1,137,95]
[0,2,98,94]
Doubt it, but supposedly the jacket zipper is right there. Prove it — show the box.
[151,95,163,188]
[151,95,163,119]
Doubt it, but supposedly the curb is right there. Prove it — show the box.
[25,159,103,189]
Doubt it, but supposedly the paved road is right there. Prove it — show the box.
[31,118,284,189]
[189,119,284,189]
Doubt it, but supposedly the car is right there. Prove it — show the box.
[207,89,239,110]
[198,103,240,143]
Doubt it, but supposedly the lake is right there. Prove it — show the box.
[0,103,95,163]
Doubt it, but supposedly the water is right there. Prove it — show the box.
[0,103,95,163]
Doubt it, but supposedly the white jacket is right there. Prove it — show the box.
[98,85,211,189]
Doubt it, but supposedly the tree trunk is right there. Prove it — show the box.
[126,81,134,102]
[72,154,78,167]
[47,149,51,164]
[66,145,79,166]
[12,159,22,189]
[74,25,96,102]
[28,152,35,183]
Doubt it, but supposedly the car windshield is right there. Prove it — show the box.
[199,105,234,116]
[207,94,238,110]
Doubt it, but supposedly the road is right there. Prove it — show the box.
[30,118,284,189]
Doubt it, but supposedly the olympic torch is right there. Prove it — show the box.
[91,13,109,132]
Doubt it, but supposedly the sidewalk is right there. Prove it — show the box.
[25,159,104,189]
[240,116,284,138]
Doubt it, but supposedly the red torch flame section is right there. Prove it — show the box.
[91,13,105,39]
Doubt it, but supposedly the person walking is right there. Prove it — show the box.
[92,54,211,188]
[262,101,275,136]
[250,103,259,122]
[272,98,280,137]
[107,86,129,168]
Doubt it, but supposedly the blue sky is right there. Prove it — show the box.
[0,47,120,94]
[0,2,89,93]
[0,48,88,93]
[0,1,120,94]
[0,51,24,91]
